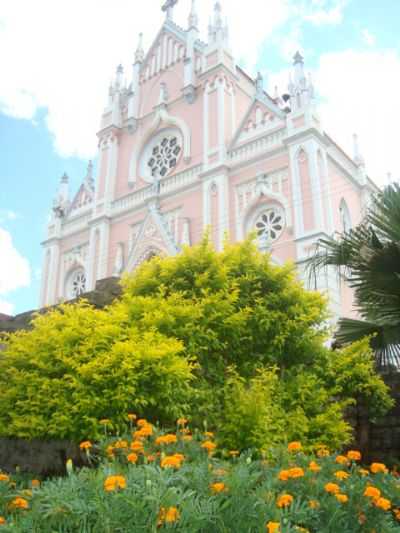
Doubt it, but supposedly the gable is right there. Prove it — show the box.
[230,97,286,150]
[68,183,94,215]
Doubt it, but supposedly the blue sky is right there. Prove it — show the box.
[1,0,400,315]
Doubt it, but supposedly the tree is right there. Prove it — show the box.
[308,183,400,368]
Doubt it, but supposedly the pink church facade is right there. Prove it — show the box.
[40,0,376,321]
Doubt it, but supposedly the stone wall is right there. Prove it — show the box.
[352,372,400,464]
[0,277,122,335]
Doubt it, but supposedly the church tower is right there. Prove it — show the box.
[40,0,377,322]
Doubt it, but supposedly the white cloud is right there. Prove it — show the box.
[302,0,347,25]
[0,299,14,316]
[362,29,376,46]
[0,228,31,311]
[315,49,400,184]
[0,210,19,224]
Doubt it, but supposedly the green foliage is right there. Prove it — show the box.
[0,302,195,441]
[1,426,400,532]
[0,238,393,449]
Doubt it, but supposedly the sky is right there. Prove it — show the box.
[1,0,400,315]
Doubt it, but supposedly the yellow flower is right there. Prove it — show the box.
[114,440,128,449]
[99,419,111,425]
[127,413,137,421]
[210,482,226,493]
[0,474,10,483]
[106,445,115,457]
[308,461,321,473]
[0,517,5,525]
[160,454,184,469]
[370,463,388,474]
[335,494,349,504]
[347,450,361,462]
[393,508,400,521]
[229,450,240,457]
[201,440,217,454]
[334,470,349,480]
[335,455,348,465]
[130,440,144,453]
[359,468,369,476]
[204,431,214,438]
[308,500,320,509]
[276,494,293,508]
[104,475,126,492]
[79,441,92,450]
[158,507,180,526]
[31,479,40,488]
[364,486,381,500]
[10,497,29,510]
[183,435,193,442]
[316,446,330,457]
[127,453,138,463]
[288,441,302,452]
[266,522,280,533]
[374,497,391,511]
[324,483,340,495]
[177,418,188,426]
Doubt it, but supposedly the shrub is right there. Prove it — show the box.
[0,302,195,441]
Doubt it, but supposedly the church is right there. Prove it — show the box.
[40,0,377,320]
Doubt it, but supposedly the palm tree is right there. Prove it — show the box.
[308,183,400,369]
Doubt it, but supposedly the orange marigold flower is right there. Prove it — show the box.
[370,463,388,474]
[201,440,217,453]
[104,475,126,492]
[334,470,349,480]
[146,454,156,463]
[309,461,321,473]
[0,474,10,483]
[211,482,226,493]
[10,497,29,510]
[266,522,280,533]
[160,454,184,469]
[158,507,180,526]
[288,441,302,452]
[393,508,400,521]
[0,517,5,525]
[278,470,290,481]
[288,467,304,478]
[106,445,115,457]
[155,434,177,446]
[229,450,240,457]
[130,440,144,453]
[31,479,40,488]
[134,424,153,439]
[335,493,349,504]
[347,450,361,461]
[127,453,138,464]
[374,497,391,511]
[277,494,293,508]
[136,418,148,427]
[364,486,381,500]
[335,455,348,465]
[204,431,214,438]
[177,418,188,426]
[309,500,320,509]
[324,483,340,494]
[79,441,92,450]
[127,413,137,421]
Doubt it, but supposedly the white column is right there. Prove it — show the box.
[47,241,61,305]
[217,78,226,161]
[289,145,304,238]
[203,83,210,168]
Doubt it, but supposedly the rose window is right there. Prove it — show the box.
[68,269,86,299]
[255,209,284,242]
[147,136,181,178]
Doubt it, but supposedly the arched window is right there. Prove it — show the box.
[339,199,352,233]
[66,268,87,300]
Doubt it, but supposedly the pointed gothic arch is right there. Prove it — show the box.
[339,198,352,232]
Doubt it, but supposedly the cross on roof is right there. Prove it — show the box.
[162,0,178,20]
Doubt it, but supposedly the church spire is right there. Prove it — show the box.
[135,32,144,64]
[188,0,198,30]
[85,161,95,190]
[115,64,124,90]
[288,51,315,111]
[353,133,365,167]
[162,0,178,22]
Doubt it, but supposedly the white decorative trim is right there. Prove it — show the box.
[129,107,191,185]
